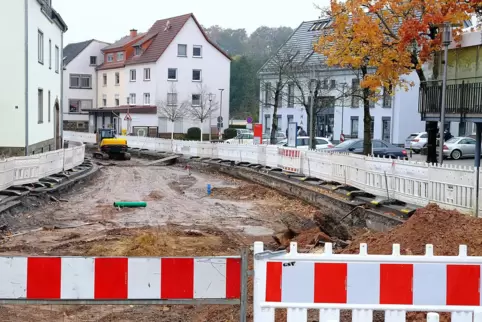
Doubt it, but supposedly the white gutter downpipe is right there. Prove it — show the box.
[60,31,64,149]
[24,0,29,156]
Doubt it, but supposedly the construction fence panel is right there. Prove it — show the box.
[0,160,15,191]
[253,241,482,322]
[389,160,430,207]
[303,151,333,181]
[12,155,41,185]
[63,148,74,171]
[38,150,64,177]
[277,148,303,173]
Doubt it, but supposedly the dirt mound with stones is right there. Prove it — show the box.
[342,203,482,256]
[211,184,279,201]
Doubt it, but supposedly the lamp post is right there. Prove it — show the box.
[340,82,347,141]
[218,88,224,140]
[438,22,452,165]
[208,93,214,141]
[309,69,315,150]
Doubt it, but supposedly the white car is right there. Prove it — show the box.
[404,132,428,153]
[225,132,255,144]
[278,136,334,150]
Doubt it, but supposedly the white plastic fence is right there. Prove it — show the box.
[63,131,480,214]
[0,141,85,191]
[253,241,482,322]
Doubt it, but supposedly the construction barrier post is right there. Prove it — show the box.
[239,248,249,322]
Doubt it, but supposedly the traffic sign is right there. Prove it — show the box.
[217,116,223,123]
[247,116,253,124]
[124,112,132,121]
[217,122,223,129]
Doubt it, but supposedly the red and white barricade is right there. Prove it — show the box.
[0,256,241,301]
[253,241,482,322]
[277,148,303,173]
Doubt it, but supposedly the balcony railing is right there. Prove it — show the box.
[419,79,482,118]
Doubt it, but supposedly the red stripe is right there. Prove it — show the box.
[314,263,347,303]
[380,264,413,304]
[265,262,282,302]
[94,258,128,299]
[161,258,194,299]
[447,265,480,305]
[226,258,241,299]
[27,257,61,299]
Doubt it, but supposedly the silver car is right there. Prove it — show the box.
[443,137,481,160]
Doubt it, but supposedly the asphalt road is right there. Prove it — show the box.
[409,154,480,168]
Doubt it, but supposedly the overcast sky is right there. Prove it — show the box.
[54,0,327,45]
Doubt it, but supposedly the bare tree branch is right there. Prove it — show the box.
[189,84,219,125]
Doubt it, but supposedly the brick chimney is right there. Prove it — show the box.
[130,29,138,37]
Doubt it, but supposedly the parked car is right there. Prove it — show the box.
[404,132,428,153]
[443,137,482,160]
[328,139,408,159]
[277,137,334,150]
[225,132,255,144]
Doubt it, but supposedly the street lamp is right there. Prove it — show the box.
[309,69,315,150]
[208,93,214,141]
[218,89,224,140]
[340,82,347,142]
[438,22,452,165]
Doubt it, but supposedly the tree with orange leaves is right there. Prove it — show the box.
[315,0,474,155]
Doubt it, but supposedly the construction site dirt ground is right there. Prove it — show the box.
[0,158,329,322]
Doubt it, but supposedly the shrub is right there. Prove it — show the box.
[186,127,201,140]
[229,125,247,129]
[224,128,238,140]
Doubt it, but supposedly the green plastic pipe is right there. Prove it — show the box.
[113,201,147,208]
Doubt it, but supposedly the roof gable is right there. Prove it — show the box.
[63,39,94,66]
[125,13,231,66]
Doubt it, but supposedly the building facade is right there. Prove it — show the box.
[0,0,67,156]
[82,13,231,137]
[258,19,425,145]
[63,39,109,132]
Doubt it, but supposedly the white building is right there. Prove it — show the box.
[0,0,67,156]
[258,19,425,145]
[88,13,231,138]
[62,39,109,132]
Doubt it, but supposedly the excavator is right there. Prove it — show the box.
[93,128,131,160]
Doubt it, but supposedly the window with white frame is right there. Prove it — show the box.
[49,39,52,69]
[130,69,136,82]
[115,94,120,106]
[38,30,44,64]
[192,94,201,106]
[178,44,187,57]
[129,93,136,105]
[70,74,92,89]
[69,99,92,113]
[193,45,202,57]
[102,94,107,107]
[192,69,202,82]
[167,93,178,106]
[117,52,124,61]
[144,93,151,105]
[115,72,120,85]
[144,68,151,81]
[55,46,59,73]
[168,68,177,80]
[103,73,107,86]
[107,53,113,62]
[38,89,43,123]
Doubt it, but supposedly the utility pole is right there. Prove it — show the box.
[438,22,452,165]
[309,69,315,150]
[340,82,346,142]
[218,88,224,140]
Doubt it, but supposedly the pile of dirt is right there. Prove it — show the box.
[271,211,352,250]
[145,190,163,201]
[343,203,482,256]
[211,184,279,201]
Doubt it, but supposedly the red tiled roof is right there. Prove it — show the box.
[96,61,125,71]
[125,13,231,66]
[103,33,146,51]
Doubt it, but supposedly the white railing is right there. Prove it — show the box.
[253,241,482,322]
[63,131,480,214]
[0,141,85,191]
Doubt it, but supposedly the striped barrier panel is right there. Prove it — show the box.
[0,256,243,303]
[277,148,302,173]
[253,241,482,322]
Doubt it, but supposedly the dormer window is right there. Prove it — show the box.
[117,52,124,61]
[107,54,113,62]
[135,46,141,56]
